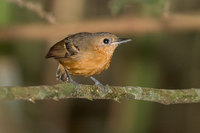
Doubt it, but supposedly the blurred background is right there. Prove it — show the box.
[0,0,200,133]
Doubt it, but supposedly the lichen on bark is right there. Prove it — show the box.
[0,83,200,105]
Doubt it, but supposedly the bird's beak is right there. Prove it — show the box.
[112,38,132,45]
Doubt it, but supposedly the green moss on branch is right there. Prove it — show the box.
[0,83,200,105]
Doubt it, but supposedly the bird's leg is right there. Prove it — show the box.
[90,76,105,96]
[64,68,80,93]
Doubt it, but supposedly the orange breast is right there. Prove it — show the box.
[59,45,116,76]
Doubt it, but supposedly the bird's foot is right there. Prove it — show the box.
[69,79,80,94]
[90,76,105,96]
[61,67,80,94]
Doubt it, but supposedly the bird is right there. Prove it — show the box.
[45,32,131,95]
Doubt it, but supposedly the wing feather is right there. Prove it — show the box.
[45,38,80,59]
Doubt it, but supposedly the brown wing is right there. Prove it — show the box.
[45,38,80,59]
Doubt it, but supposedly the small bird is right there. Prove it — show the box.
[46,32,131,95]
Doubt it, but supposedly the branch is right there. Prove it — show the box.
[0,14,200,40]
[0,83,200,105]
[6,0,56,24]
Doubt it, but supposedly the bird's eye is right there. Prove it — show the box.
[103,38,110,44]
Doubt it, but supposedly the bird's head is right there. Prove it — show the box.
[88,32,132,55]
[89,32,131,47]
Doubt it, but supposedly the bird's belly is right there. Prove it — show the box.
[59,53,112,76]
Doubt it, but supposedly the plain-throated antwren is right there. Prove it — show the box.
[46,32,131,95]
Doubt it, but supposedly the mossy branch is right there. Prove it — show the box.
[0,83,200,105]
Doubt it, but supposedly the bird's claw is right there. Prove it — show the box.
[90,76,105,96]
[69,79,80,94]
[95,83,105,97]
